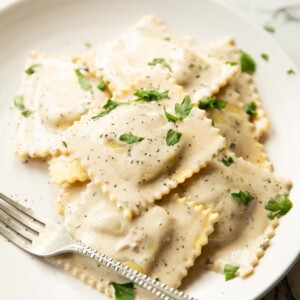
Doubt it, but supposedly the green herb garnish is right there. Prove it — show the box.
[164,107,179,123]
[261,53,269,61]
[148,58,172,72]
[25,64,41,75]
[231,191,254,205]
[91,99,119,120]
[13,95,34,118]
[110,282,134,300]
[164,96,193,122]
[166,129,182,146]
[119,133,144,144]
[224,264,239,281]
[264,25,275,33]
[97,79,107,91]
[287,69,296,75]
[62,141,67,148]
[198,97,227,110]
[134,88,169,102]
[265,194,292,220]
[226,61,238,66]
[221,157,234,167]
[245,102,257,116]
[74,69,93,94]
[240,50,256,74]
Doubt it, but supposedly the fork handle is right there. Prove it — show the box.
[68,241,197,300]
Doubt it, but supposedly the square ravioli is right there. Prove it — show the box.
[14,52,108,158]
[176,150,292,277]
[50,182,218,298]
[63,71,225,219]
[205,37,270,138]
[89,15,238,100]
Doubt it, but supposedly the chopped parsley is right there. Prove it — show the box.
[62,141,67,148]
[164,96,193,122]
[287,69,296,75]
[91,99,119,120]
[164,37,171,41]
[164,107,178,123]
[119,133,144,144]
[245,102,257,116]
[166,129,182,146]
[85,42,92,48]
[74,69,93,94]
[240,50,256,74]
[226,61,238,66]
[148,58,172,72]
[13,95,34,118]
[264,25,275,33]
[231,191,254,205]
[221,157,234,167]
[134,88,169,102]
[25,64,41,75]
[97,79,107,91]
[110,282,134,300]
[198,97,227,110]
[265,194,292,220]
[261,53,269,61]
[224,264,239,281]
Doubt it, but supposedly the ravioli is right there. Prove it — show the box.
[205,37,270,138]
[48,155,89,187]
[90,15,238,100]
[14,52,108,158]
[177,151,292,277]
[63,70,225,219]
[205,82,271,169]
[50,182,218,298]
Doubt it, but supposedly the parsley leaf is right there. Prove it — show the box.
[175,96,193,120]
[74,69,93,94]
[97,79,107,91]
[264,25,275,33]
[198,97,227,110]
[261,53,269,61]
[245,102,257,116]
[287,69,296,75]
[231,191,254,205]
[164,96,193,122]
[25,64,41,75]
[166,129,182,146]
[91,99,119,120]
[13,95,34,118]
[119,133,144,144]
[110,282,134,300]
[134,88,169,102]
[240,50,256,74]
[13,95,25,111]
[265,194,292,220]
[148,58,172,72]
[221,157,234,167]
[226,61,238,66]
[164,107,179,122]
[62,141,67,148]
[224,264,239,281]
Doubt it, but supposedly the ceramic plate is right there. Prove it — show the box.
[0,0,299,299]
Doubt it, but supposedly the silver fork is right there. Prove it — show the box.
[0,192,197,300]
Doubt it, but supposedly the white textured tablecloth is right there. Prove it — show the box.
[0,0,299,299]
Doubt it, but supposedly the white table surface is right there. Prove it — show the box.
[0,0,299,299]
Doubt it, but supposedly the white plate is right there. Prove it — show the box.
[0,0,299,299]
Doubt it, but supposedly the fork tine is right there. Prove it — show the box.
[0,193,48,225]
[0,210,35,241]
[0,201,42,233]
[0,221,31,251]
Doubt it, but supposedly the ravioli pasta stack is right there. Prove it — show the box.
[13,16,292,299]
